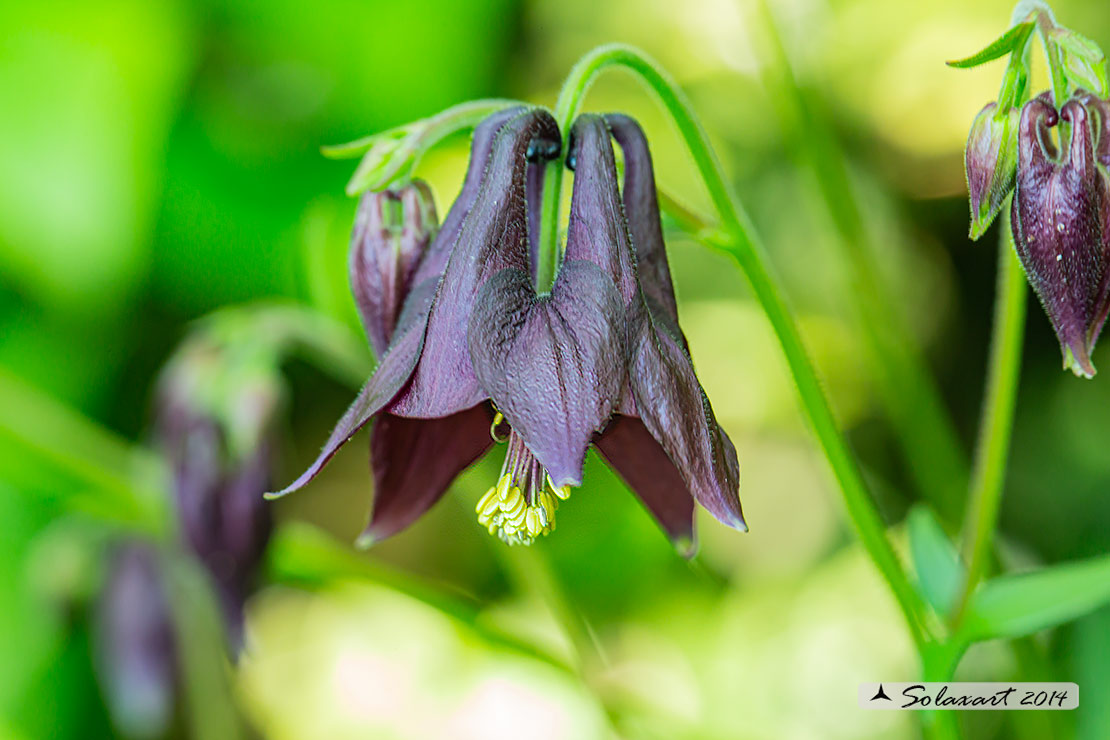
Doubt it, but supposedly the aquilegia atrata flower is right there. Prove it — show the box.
[271,106,744,552]
[1011,90,1110,377]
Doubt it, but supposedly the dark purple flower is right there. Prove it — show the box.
[1012,92,1110,377]
[966,101,1019,239]
[272,107,744,552]
[156,337,277,639]
[96,543,177,740]
[350,181,438,356]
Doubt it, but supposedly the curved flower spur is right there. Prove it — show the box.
[1012,91,1110,377]
[270,106,744,552]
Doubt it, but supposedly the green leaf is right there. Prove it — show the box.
[0,369,168,536]
[1062,55,1108,97]
[958,553,1110,642]
[947,22,1035,69]
[907,505,964,618]
[1052,28,1106,64]
[320,126,409,160]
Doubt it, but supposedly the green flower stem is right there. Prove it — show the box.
[1031,7,1069,107]
[920,641,966,740]
[323,98,519,160]
[334,99,521,195]
[497,543,606,674]
[544,44,929,646]
[753,2,969,524]
[954,216,1027,628]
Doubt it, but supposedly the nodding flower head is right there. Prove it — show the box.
[1012,91,1110,377]
[156,333,279,639]
[271,107,744,555]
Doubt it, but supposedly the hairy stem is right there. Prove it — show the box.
[546,44,928,645]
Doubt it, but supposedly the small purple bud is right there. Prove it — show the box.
[96,543,176,740]
[966,101,1020,239]
[349,181,439,355]
[1012,92,1110,377]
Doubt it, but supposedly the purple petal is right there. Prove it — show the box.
[626,300,745,530]
[390,108,562,418]
[469,261,626,487]
[96,544,176,739]
[527,157,546,285]
[595,415,696,554]
[567,114,743,529]
[267,280,438,498]
[564,115,638,304]
[358,404,494,546]
[412,107,526,285]
[605,114,682,331]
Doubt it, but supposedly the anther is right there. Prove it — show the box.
[476,428,574,545]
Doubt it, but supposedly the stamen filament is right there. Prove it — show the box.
[475,426,572,545]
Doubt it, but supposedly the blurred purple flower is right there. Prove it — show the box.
[156,338,277,641]
[273,107,743,553]
[1012,91,1110,377]
[96,543,176,740]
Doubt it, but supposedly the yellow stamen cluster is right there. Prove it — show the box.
[476,472,571,546]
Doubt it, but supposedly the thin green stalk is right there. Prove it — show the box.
[954,213,1027,627]
[497,544,606,674]
[920,642,965,740]
[754,2,969,524]
[543,44,928,646]
[1030,6,1068,107]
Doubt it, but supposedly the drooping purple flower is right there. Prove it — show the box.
[156,337,277,640]
[1011,92,1110,377]
[272,107,744,552]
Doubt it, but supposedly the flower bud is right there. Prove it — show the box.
[155,336,279,641]
[96,543,176,740]
[1012,92,1110,377]
[349,180,438,355]
[966,101,1020,239]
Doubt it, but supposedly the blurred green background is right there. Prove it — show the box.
[3,0,1110,738]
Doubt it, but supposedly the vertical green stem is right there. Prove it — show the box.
[496,544,605,674]
[1034,10,1068,107]
[920,642,966,740]
[543,44,928,646]
[954,217,1027,626]
[753,1,969,523]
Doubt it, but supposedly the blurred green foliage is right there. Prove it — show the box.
[4,0,1110,738]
